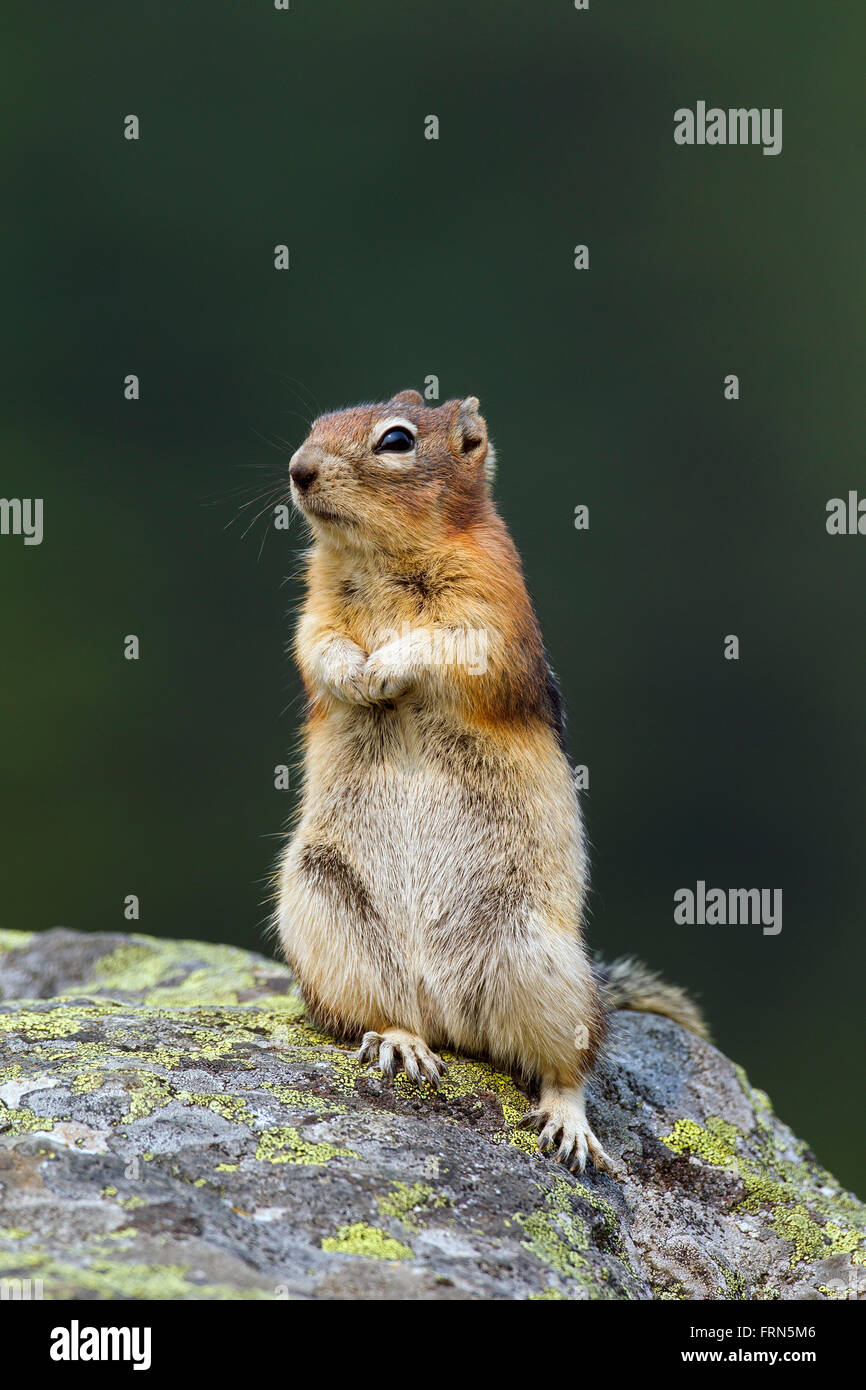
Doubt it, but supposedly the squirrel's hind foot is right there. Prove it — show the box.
[357,1029,446,1088]
[521,1082,613,1175]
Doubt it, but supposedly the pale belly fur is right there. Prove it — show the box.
[276,706,595,1076]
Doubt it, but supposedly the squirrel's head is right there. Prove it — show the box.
[288,389,496,552]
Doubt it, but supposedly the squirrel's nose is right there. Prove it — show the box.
[290,458,318,492]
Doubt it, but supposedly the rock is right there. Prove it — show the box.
[0,927,862,1301]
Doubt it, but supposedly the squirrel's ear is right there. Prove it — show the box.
[449,396,492,478]
[391,388,424,406]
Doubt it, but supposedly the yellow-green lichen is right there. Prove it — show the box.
[513,1173,628,1298]
[433,1055,537,1153]
[254,1126,358,1166]
[0,1251,277,1300]
[124,1075,175,1123]
[71,1071,105,1095]
[82,938,264,1007]
[722,1266,748,1300]
[772,1209,864,1267]
[0,1106,55,1137]
[37,1040,184,1075]
[662,1116,740,1168]
[176,1092,253,1124]
[321,1222,413,1260]
[817,1283,844,1300]
[263,1084,346,1116]
[0,930,33,952]
[516,1176,590,1282]
[252,994,307,1024]
[377,1182,450,1231]
[661,1115,866,1272]
[0,1003,126,1040]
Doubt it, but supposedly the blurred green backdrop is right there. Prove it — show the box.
[2,2,863,1190]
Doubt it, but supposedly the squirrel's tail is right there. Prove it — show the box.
[594,956,710,1041]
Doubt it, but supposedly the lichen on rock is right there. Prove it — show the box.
[0,928,863,1300]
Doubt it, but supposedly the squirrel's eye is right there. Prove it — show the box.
[374,426,415,453]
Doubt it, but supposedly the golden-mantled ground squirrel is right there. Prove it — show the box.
[275,390,706,1173]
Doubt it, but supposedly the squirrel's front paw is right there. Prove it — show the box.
[362,644,413,702]
[357,1029,446,1087]
[322,647,374,705]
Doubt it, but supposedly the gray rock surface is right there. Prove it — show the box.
[0,927,863,1300]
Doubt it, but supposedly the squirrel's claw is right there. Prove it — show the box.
[356,1028,446,1088]
[519,1101,613,1174]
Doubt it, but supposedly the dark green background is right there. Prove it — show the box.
[3,3,863,1190]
